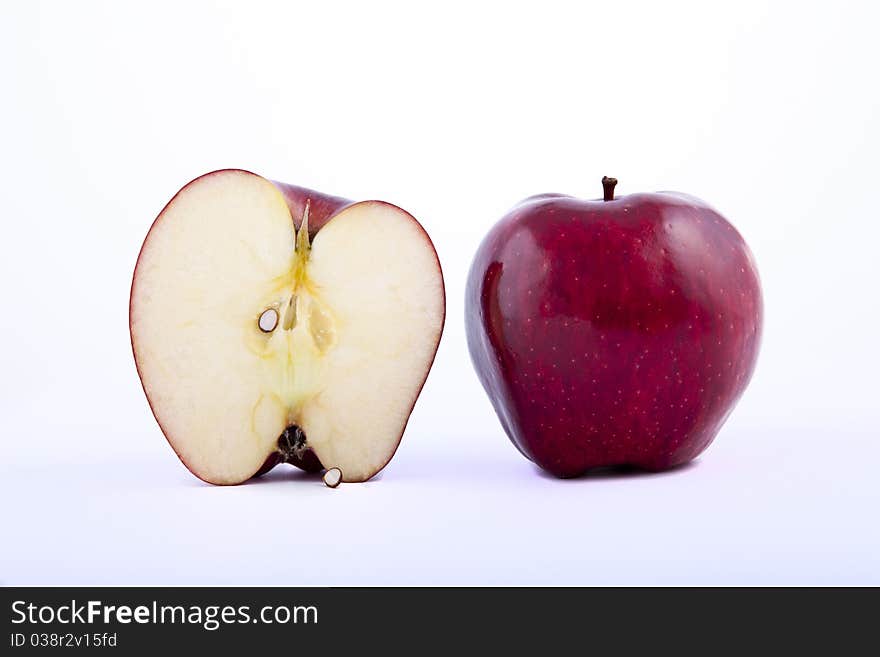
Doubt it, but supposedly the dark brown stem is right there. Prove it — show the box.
[602,176,617,201]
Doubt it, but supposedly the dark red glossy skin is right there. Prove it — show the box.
[466,189,762,477]
[272,180,352,239]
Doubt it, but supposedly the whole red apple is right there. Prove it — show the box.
[466,177,762,477]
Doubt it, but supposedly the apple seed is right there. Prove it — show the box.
[258,308,279,333]
[323,467,342,488]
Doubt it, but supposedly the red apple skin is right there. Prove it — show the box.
[466,186,763,477]
[272,180,353,238]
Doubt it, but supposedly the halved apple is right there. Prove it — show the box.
[130,170,445,485]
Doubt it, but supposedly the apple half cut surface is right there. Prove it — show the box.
[130,170,445,485]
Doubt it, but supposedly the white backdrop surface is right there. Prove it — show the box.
[1,0,877,584]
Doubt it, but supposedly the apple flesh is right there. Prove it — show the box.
[131,170,445,484]
[466,177,762,477]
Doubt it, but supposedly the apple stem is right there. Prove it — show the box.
[296,200,311,253]
[602,176,617,202]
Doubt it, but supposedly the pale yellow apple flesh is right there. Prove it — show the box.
[130,171,445,484]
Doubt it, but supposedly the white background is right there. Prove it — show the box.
[1,1,878,584]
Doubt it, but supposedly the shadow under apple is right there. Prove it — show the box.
[532,459,698,482]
